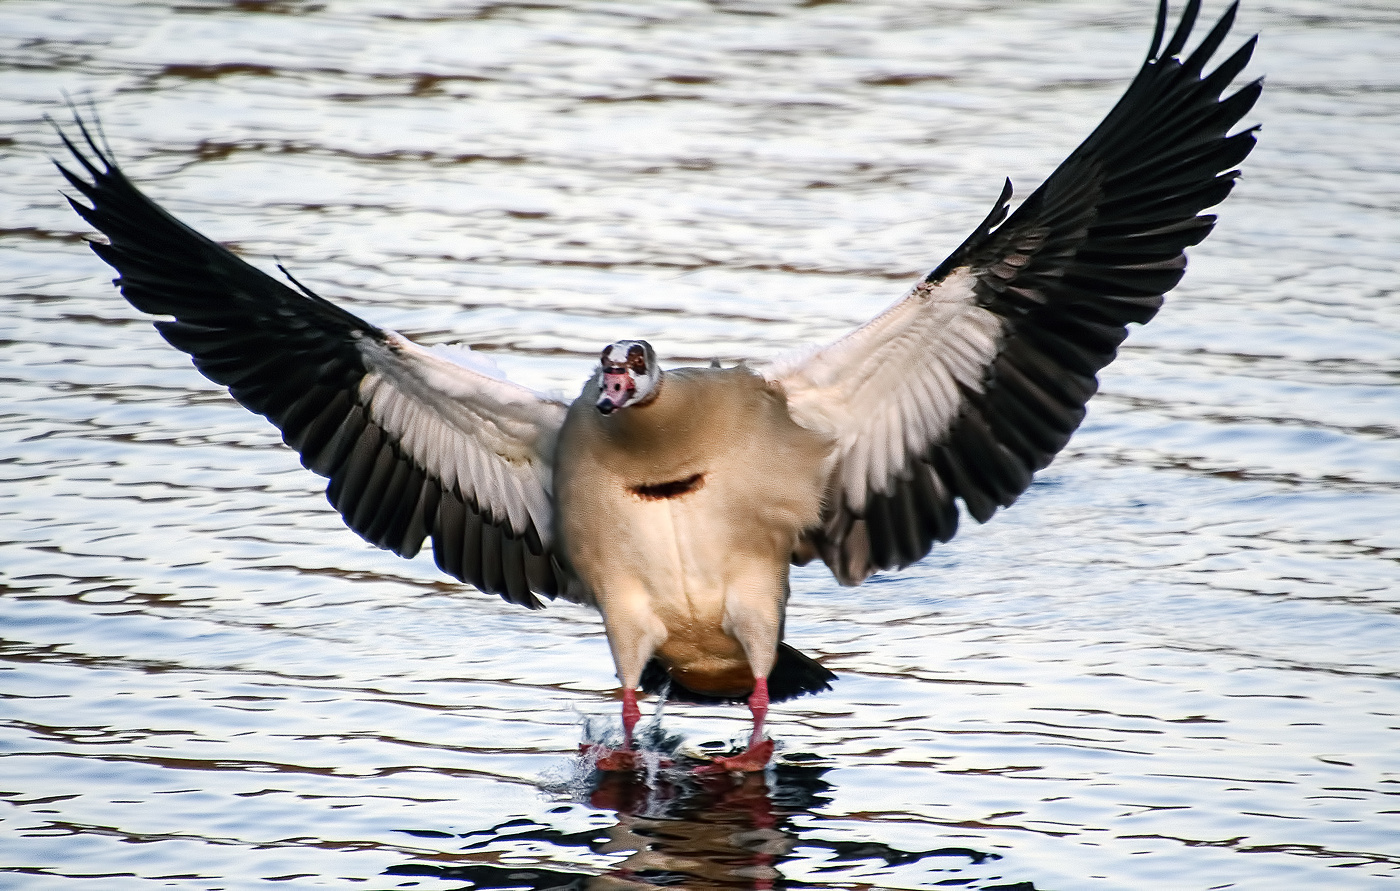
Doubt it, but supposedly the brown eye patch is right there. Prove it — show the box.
[626,344,647,372]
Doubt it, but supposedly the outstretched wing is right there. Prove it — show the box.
[54,113,576,609]
[763,0,1262,585]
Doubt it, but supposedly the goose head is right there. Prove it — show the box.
[595,339,659,415]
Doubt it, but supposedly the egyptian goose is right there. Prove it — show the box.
[54,0,1259,771]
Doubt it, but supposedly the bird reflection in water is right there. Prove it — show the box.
[387,762,1026,890]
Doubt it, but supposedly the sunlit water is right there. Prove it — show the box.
[2,1,1398,888]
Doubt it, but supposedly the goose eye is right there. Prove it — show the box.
[626,345,647,372]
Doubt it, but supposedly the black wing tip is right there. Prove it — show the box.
[1153,0,1256,70]
[276,261,327,301]
[1160,0,1203,60]
[49,100,136,235]
[48,97,119,180]
[1148,0,1170,61]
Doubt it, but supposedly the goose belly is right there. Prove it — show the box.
[564,473,795,695]
[634,491,781,682]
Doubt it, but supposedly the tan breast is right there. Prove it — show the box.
[552,363,833,613]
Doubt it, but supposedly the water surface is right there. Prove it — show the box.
[2,1,1398,888]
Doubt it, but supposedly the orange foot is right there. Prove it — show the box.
[580,743,637,772]
[695,739,775,774]
[580,744,674,772]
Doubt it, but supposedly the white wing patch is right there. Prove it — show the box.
[762,268,1006,512]
[356,332,568,542]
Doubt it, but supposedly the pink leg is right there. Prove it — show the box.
[621,687,641,748]
[586,687,646,772]
[747,677,769,747]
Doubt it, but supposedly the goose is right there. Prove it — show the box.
[53,0,1260,772]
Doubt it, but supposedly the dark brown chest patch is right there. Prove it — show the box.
[631,472,705,501]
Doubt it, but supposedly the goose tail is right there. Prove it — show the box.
[641,643,836,705]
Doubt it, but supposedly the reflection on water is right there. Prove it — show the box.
[390,766,1024,890]
[2,0,1399,888]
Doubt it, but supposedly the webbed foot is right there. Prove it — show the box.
[694,738,775,774]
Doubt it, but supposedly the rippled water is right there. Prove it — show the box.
[3,1,1399,888]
